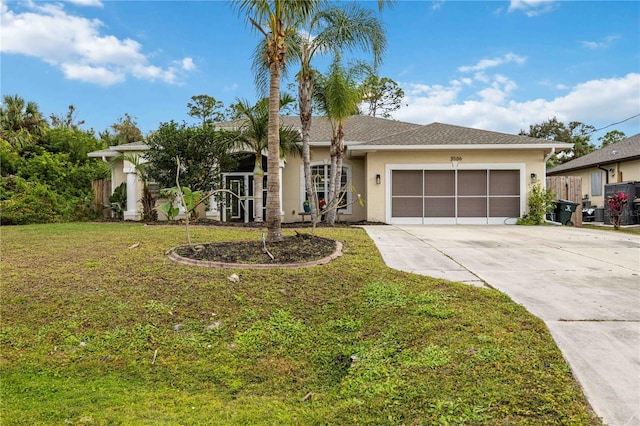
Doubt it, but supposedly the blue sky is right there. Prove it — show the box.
[2,0,639,143]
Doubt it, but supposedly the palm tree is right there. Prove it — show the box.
[234,0,319,242]
[289,4,386,221]
[314,57,367,224]
[231,94,302,222]
[0,94,48,149]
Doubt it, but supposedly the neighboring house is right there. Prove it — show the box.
[547,133,640,209]
[89,116,571,225]
[88,141,150,220]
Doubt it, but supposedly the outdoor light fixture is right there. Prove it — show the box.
[530,172,537,183]
[376,174,381,184]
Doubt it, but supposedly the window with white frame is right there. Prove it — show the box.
[302,163,352,214]
[591,172,602,196]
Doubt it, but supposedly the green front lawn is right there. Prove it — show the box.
[1,223,600,425]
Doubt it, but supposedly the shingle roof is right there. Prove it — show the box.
[548,133,640,174]
[89,116,568,159]
[361,122,564,146]
[218,115,422,143]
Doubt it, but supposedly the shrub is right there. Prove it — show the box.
[0,176,66,225]
[109,182,127,220]
[606,192,629,230]
[518,183,556,225]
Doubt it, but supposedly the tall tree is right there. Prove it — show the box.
[105,113,144,146]
[520,117,596,166]
[288,3,386,222]
[598,130,626,147]
[231,94,302,222]
[187,95,226,126]
[360,75,404,118]
[50,104,85,130]
[0,94,48,150]
[234,0,319,242]
[314,57,366,224]
[146,121,236,192]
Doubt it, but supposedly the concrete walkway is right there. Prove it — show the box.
[363,225,640,426]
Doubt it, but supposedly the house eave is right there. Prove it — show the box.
[109,144,150,152]
[88,149,120,158]
[348,142,572,156]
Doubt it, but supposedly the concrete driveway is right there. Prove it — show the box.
[363,225,640,426]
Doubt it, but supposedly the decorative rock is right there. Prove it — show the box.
[173,323,184,331]
[228,274,240,283]
[206,322,221,331]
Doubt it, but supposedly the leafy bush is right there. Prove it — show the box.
[0,176,66,225]
[606,192,629,230]
[518,183,556,225]
[109,182,127,220]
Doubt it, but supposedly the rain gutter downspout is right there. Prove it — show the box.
[596,165,609,185]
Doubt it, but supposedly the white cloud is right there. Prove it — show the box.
[458,53,526,73]
[580,35,620,50]
[67,0,103,7]
[508,0,558,17]
[393,73,640,135]
[61,63,124,85]
[0,2,192,86]
[432,1,444,11]
[180,57,196,71]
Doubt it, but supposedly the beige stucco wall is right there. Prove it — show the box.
[363,149,550,223]
[619,159,640,185]
[281,146,367,223]
[548,159,640,208]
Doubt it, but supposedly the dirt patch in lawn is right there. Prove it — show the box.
[168,233,341,268]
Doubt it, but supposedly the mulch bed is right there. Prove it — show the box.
[172,233,337,264]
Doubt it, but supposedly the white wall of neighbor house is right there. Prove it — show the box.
[364,149,548,223]
[281,146,367,223]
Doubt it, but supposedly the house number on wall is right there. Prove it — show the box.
[450,156,462,162]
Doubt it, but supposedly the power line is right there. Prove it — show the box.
[588,113,640,135]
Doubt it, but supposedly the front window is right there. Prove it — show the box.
[304,163,352,213]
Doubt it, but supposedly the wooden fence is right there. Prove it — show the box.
[546,176,582,227]
[92,179,112,219]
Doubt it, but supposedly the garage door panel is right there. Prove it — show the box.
[392,170,422,196]
[458,170,487,196]
[489,197,520,217]
[490,170,519,195]
[458,197,487,217]
[392,197,423,217]
[424,171,454,196]
[424,197,455,217]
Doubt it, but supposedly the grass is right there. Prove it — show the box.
[582,223,640,235]
[1,223,601,425]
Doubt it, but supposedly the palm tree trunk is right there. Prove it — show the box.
[326,134,338,224]
[332,133,345,224]
[299,76,317,221]
[266,61,283,242]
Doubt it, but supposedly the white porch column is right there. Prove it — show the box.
[123,165,138,220]
[206,193,220,220]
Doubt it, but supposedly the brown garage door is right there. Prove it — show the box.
[391,169,520,223]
